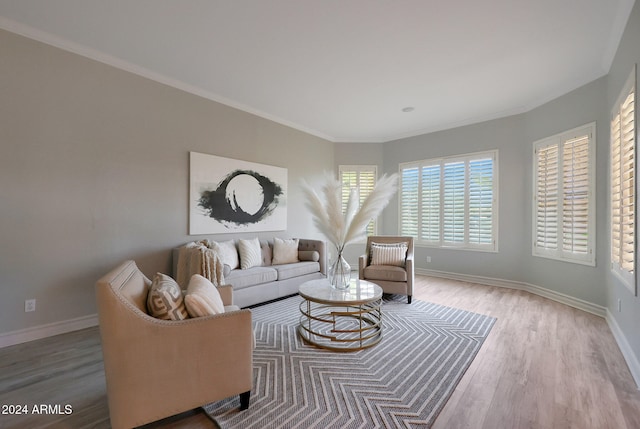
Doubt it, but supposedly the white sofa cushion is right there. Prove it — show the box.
[226,267,278,290]
[274,261,321,281]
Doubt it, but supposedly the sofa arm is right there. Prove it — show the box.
[217,284,233,306]
[298,239,327,276]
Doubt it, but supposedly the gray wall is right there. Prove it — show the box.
[606,0,640,364]
[522,77,608,306]
[0,29,333,334]
[335,87,606,306]
[381,115,527,283]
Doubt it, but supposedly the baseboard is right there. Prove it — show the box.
[0,314,99,349]
[416,268,606,317]
[606,310,640,390]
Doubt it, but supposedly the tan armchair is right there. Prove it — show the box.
[358,236,414,304]
[96,260,253,429]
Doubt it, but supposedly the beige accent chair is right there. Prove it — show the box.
[358,236,414,304]
[96,260,253,429]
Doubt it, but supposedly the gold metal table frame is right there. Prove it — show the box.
[297,278,383,352]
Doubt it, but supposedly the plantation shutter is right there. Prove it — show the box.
[340,170,358,210]
[399,150,497,251]
[359,170,376,235]
[535,144,559,250]
[421,164,441,242]
[612,109,622,269]
[562,136,590,254]
[443,161,466,244]
[468,157,494,245]
[339,166,377,236]
[400,166,420,237]
[533,123,595,265]
[611,79,635,283]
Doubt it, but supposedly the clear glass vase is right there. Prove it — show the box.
[328,252,351,289]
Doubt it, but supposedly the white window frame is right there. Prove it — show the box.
[532,122,596,266]
[399,150,498,252]
[339,165,378,236]
[610,66,637,294]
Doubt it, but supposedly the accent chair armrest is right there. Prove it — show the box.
[358,254,368,278]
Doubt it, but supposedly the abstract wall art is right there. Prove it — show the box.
[189,152,287,234]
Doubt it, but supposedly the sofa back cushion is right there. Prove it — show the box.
[260,240,273,266]
[370,242,408,267]
[272,237,299,265]
[211,240,239,269]
[239,237,262,269]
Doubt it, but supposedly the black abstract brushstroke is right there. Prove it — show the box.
[198,169,283,226]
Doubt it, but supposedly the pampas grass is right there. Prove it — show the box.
[301,172,398,253]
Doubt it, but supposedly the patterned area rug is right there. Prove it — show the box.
[204,295,495,428]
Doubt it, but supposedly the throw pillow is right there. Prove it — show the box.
[210,240,239,270]
[239,237,262,269]
[272,237,299,265]
[370,242,408,267]
[184,274,225,317]
[298,250,320,262]
[260,240,273,266]
[223,264,231,277]
[147,273,188,320]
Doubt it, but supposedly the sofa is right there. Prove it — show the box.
[173,238,327,308]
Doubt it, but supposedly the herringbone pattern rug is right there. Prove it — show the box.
[204,295,495,428]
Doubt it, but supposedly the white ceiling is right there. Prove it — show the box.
[0,0,635,142]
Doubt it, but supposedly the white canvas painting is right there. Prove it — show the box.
[190,152,287,234]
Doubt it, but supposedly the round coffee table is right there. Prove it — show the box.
[298,278,383,352]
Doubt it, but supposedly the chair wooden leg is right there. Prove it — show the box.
[239,391,251,410]
[407,295,412,304]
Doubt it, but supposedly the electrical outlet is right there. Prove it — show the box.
[25,299,36,312]
[426,256,432,263]
[618,299,622,313]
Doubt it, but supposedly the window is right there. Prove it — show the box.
[611,66,636,292]
[399,151,497,251]
[339,165,377,235]
[533,123,596,265]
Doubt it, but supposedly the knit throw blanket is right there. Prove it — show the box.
[176,241,225,288]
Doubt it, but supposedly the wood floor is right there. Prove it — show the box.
[1,275,639,429]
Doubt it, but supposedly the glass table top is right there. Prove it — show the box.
[298,278,383,305]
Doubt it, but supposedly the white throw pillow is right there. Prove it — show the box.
[210,240,239,270]
[184,274,225,317]
[272,237,299,265]
[239,237,262,269]
[370,242,408,267]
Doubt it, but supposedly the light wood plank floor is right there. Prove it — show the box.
[1,275,639,429]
